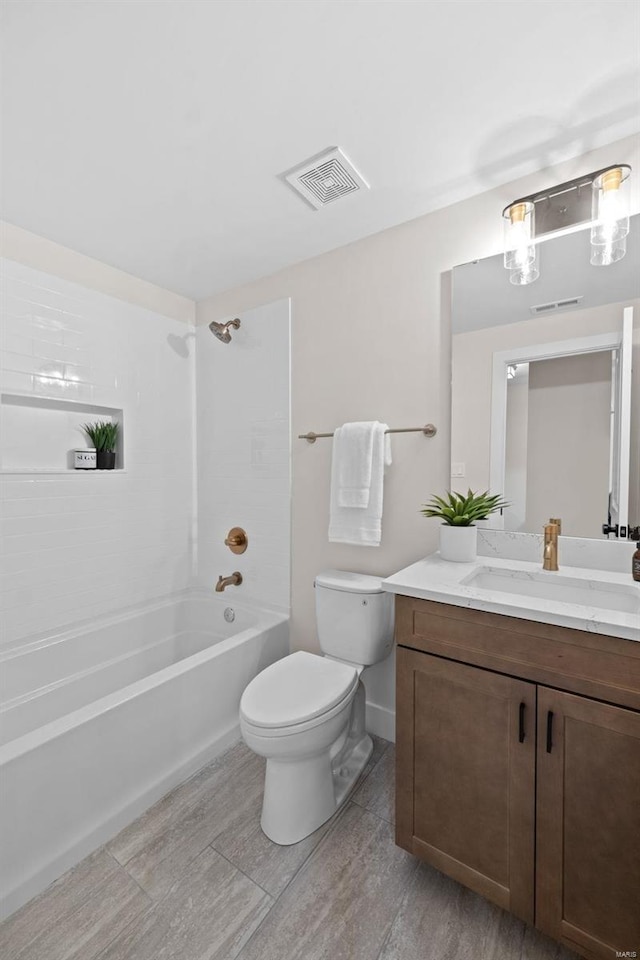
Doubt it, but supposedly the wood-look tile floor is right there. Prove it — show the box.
[0,737,578,960]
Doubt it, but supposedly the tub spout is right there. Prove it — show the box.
[215,571,243,592]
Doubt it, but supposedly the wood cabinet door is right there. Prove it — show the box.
[536,687,640,959]
[396,647,536,923]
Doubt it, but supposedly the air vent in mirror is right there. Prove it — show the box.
[530,296,584,315]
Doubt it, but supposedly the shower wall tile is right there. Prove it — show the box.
[0,259,194,649]
[196,299,291,613]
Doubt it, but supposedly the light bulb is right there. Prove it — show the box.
[598,186,626,240]
[510,221,532,268]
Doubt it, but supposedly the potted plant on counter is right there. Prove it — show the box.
[82,420,119,470]
[420,489,509,562]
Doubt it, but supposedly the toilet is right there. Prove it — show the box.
[240,569,394,845]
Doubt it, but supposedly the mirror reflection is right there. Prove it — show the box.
[451,216,640,540]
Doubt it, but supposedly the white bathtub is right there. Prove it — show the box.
[0,592,289,919]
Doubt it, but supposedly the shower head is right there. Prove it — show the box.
[209,318,241,343]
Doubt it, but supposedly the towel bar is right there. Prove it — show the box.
[298,424,437,444]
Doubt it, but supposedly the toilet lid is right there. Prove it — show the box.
[315,569,386,594]
[240,651,358,729]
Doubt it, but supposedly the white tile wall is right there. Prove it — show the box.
[0,259,195,647]
[195,300,291,612]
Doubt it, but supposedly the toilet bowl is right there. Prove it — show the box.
[239,570,394,845]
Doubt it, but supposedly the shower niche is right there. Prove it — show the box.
[0,393,124,474]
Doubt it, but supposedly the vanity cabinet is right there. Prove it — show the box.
[396,647,536,922]
[395,595,640,960]
[536,688,640,958]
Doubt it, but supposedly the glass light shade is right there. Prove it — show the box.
[509,260,540,285]
[504,201,536,271]
[590,236,627,266]
[508,242,539,285]
[590,166,630,265]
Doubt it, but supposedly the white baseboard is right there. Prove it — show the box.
[1,723,240,921]
[365,701,395,743]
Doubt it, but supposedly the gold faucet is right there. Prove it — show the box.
[543,523,559,571]
[215,571,243,592]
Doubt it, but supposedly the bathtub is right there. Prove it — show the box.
[0,592,289,919]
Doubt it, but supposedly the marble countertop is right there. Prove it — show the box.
[382,553,640,642]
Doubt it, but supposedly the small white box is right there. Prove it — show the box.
[74,449,96,470]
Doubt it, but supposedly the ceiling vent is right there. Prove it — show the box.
[282,147,369,210]
[530,296,584,315]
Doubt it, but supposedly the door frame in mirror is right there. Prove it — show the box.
[488,330,622,531]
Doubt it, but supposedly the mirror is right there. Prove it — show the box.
[451,216,640,540]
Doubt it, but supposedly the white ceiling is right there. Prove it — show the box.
[2,0,639,301]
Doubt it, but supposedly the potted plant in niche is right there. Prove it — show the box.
[82,420,119,470]
[420,489,509,562]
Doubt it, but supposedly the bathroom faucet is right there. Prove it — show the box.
[215,571,243,592]
[543,523,559,571]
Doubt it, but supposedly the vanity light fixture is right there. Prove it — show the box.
[502,164,631,285]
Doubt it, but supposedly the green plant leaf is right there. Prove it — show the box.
[82,419,119,452]
[420,488,510,526]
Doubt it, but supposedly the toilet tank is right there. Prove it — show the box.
[314,570,394,666]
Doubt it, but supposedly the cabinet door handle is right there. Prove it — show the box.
[546,710,554,753]
[518,702,526,743]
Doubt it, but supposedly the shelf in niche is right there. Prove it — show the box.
[0,392,125,474]
[1,469,128,476]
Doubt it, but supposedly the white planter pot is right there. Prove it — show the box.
[439,524,477,563]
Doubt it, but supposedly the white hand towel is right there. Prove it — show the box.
[329,422,392,546]
[334,421,377,508]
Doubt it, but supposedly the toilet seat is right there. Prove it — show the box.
[240,651,358,733]
[241,685,357,740]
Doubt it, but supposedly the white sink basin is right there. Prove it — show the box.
[462,567,640,616]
